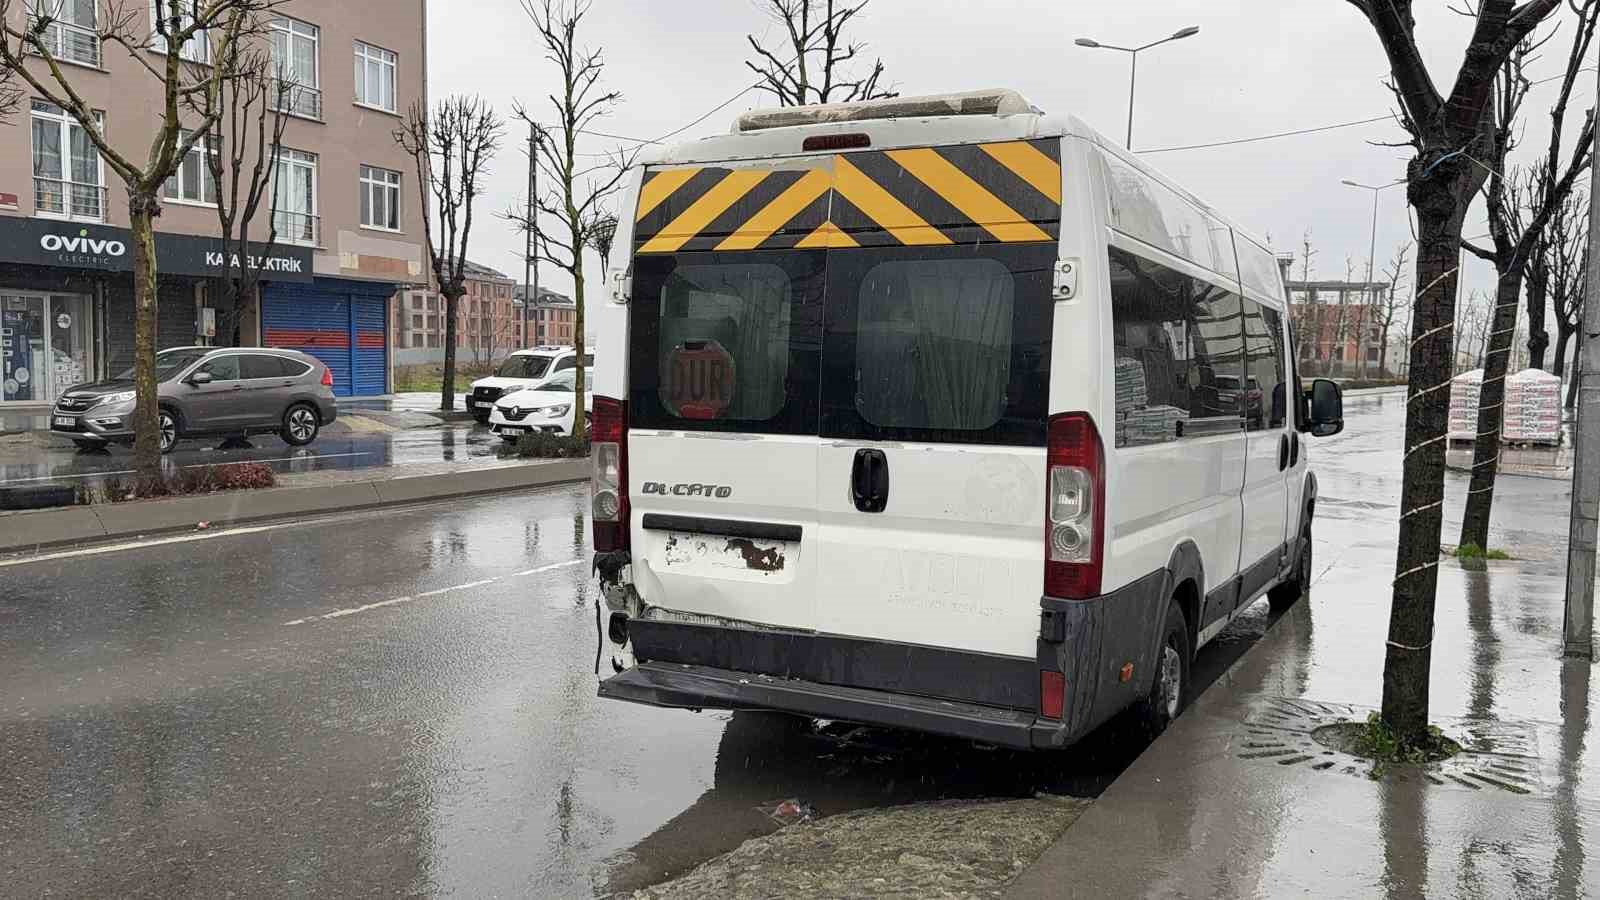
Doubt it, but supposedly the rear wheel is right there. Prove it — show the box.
[1269,524,1313,611]
[281,403,320,446]
[1134,600,1191,737]
[158,409,179,454]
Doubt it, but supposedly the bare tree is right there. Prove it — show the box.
[1375,242,1414,378]
[192,42,291,346]
[1344,0,1565,748]
[0,0,283,481]
[1456,0,1597,550]
[745,0,896,107]
[1293,230,1321,374]
[394,96,504,412]
[508,0,638,440]
[1540,189,1590,402]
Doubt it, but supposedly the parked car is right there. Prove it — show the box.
[589,88,1348,752]
[488,368,592,441]
[51,346,337,453]
[468,347,594,424]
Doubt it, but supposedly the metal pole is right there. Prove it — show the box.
[523,123,535,349]
[531,127,541,347]
[1366,189,1379,369]
[1126,51,1138,149]
[1563,59,1600,659]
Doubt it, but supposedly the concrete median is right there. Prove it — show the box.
[0,459,589,554]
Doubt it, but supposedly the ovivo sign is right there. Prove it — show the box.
[1,218,313,283]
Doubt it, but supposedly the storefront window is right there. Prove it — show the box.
[1,293,95,405]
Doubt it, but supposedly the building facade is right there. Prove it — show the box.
[514,285,576,347]
[393,261,520,365]
[1286,279,1392,378]
[0,1,427,402]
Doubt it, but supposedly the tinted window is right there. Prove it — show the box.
[241,355,287,379]
[1098,150,1237,281]
[120,349,208,382]
[497,355,552,379]
[282,358,313,377]
[1109,246,1245,447]
[196,355,240,381]
[821,243,1054,446]
[853,257,1013,431]
[1235,234,1283,300]
[1243,299,1288,430]
[554,357,576,372]
[629,251,822,435]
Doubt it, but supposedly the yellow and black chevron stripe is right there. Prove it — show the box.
[633,139,1062,253]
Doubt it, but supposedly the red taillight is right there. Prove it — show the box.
[1040,670,1065,719]
[320,367,334,387]
[591,396,629,552]
[1044,412,1105,599]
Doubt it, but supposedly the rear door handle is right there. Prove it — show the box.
[851,448,889,513]
[1278,434,1290,471]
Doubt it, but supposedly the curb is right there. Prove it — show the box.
[0,459,589,555]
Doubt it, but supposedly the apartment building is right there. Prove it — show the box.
[393,261,520,365]
[0,1,427,402]
[514,285,576,347]
[1286,279,1391,378]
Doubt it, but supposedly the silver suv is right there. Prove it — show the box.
[51,346,339,453]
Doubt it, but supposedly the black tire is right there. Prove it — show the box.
[1134,600,1192,737]
[500,433,521,444]
[473,411,492,425]
[157,408,180,454]
[281,403,320,446]
[1269,524,1313,611]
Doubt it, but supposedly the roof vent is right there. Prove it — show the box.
[733,89,1040,133]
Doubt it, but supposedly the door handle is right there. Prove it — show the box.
[851,448,889,513]
[1278,434,1290,471]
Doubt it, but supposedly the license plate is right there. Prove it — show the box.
[497,425,528,434]
[475,400,494,408]
[659,530,795,576]
[53,416,76,428]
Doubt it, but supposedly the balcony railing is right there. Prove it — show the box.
[273,210,320,246]
[30,18,101,68]
[34,176,106,221]
[272,81,323,121]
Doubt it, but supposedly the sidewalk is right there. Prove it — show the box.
[1006,527,1598,898]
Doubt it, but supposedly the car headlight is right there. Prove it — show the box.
[534,404,571,418]
[97,391,136,406]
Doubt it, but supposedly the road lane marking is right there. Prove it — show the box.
[284,560,584,626]
[0,451,377,487]
[0,521,300,569]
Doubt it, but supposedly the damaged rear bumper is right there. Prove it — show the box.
[600,661,1043,748]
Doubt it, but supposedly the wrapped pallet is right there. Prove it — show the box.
[1447,369,1484,441]
[1502,368,1562,443]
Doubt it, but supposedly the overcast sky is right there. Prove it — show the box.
[427,0,1596,307]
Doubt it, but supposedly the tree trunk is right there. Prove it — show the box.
[441,291,460,411]
[1568,329,1583,409]
[1382,193,1463,745]
[1527,281,1550,371]
[571,249,587,441]
[129,193,163,484]
[1459,267,1523,550]
[1552,324,1572,381]
[1379,324,1391,377]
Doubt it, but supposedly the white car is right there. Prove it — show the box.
[589,89,1347,752]
[468,346,593,424]
[488,368,592,441]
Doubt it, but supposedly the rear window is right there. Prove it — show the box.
[629,251,822,435]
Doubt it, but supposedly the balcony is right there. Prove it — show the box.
[272,81,323,121]
[272,210,320,247]
[31,18,101,68]
[34,176,106,221]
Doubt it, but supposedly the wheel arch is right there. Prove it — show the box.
[1161,540,1205,665]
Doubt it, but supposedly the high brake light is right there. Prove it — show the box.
[591,396,629,552]
[1045,413,1104,599]
[320,367,334,388]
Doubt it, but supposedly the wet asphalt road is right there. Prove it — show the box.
[4,401,1477,897]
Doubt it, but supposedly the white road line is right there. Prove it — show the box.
[0,521,300,569]
[285,559,583,626]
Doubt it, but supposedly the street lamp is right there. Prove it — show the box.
[1342,178,1407,373]
[1075,26,1201,149]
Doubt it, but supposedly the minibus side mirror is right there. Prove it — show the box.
[1307,379,1343,437]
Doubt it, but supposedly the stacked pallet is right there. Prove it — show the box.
[1503,368,1562,444]
[1114,358,1148,412]
[1122,405,1189,446]
[1447,369,1483,441]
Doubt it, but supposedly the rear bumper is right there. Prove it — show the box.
[601,661,1044,748]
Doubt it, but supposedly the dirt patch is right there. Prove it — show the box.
[630,795,1090,899]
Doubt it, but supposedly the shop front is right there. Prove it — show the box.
[0,217,314,407]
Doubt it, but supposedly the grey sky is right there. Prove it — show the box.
[427,0,1595,308]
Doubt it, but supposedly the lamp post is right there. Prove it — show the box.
[1342,178,1406,372]
[1075,26,1200,149]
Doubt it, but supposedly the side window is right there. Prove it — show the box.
[1242,300,1289,430]
[197,355,240,381]
[241,355,287,379]
[1108,247,1245,448]
[554,356,575,372]
[282,359,312,377]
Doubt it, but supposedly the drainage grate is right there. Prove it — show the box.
[1238,697,1543,796]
